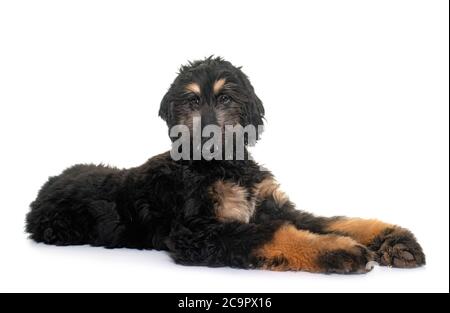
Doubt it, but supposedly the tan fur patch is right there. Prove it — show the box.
[254,178,289,207]
[209,180,255,223]
[325,218,393,245]
[185,82,201,95]
[213,78,226,94]
[256,224,358,272]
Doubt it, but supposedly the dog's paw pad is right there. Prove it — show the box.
[373,228,426,268]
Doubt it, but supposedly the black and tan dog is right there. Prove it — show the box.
[26,57,425,273]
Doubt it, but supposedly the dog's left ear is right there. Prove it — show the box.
[246,91,265,128]
[240,72,265,139]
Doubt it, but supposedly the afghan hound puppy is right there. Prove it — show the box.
[26,57,425,273]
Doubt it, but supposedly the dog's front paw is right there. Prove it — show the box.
[317,244,375,274]
[369,227,425,268]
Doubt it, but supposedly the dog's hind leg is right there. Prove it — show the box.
[26,199,127,248]
[26,164,127,247]
[26,201,94,246]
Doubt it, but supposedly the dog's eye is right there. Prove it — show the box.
[187,96,200,106]
[218,94,231,105]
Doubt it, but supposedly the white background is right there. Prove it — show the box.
[0,0,448,293]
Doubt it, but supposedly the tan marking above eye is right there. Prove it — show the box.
[185,83,201,95]
[209,180,255,223]
[213,78,226,95]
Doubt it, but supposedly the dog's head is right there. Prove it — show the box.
[159,57,265,145]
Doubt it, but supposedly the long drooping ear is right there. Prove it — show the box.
[238,71,265,141]
[158,90,173,125]
[235,67,265,126]
[245,91,265,143]
[247,91,265,127]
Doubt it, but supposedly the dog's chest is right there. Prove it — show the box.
[208,180,256,223]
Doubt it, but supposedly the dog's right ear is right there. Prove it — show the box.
[158,91,173,125]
